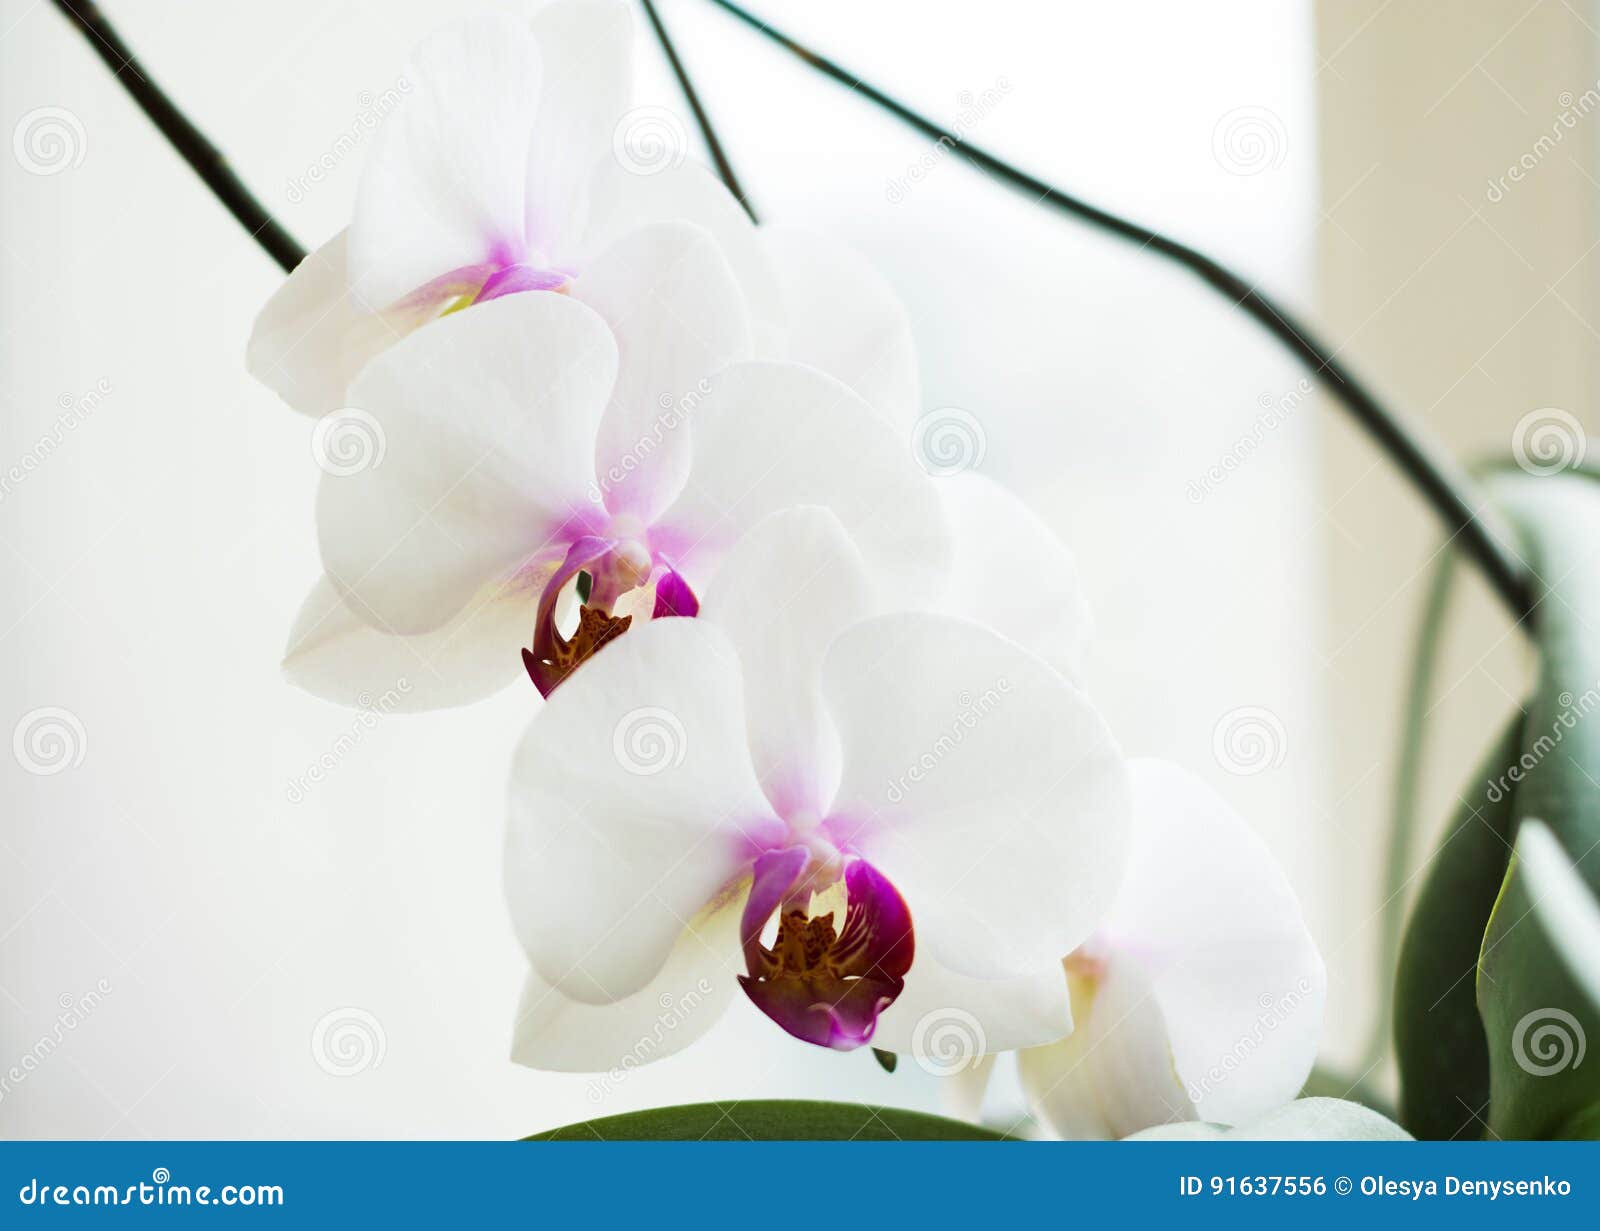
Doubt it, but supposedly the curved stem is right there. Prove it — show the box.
[699,0,1535,627]
[50,0,305,273]
[639,0,757,222]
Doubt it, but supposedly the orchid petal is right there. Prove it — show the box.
[654,361,951,603]
[577,221,752,523]
[281,574,541,711]
[350,18,544,308]
[316,293,615,635]
[247,231,429,418]
[699,506,873,820]
[1127,1098,1412,1141]
[579,159,783,349]
[1111,759,1325,1128]
[761,225,919,430]
[505,618,777,1004]
[524,0,633,256]
[936,472,1093,680]
[511,894,740,1073]
[1018,961,1191,1140]
[871,956,1074,1058]
[822,613,1129,979]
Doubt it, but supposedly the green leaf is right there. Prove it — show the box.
[526,1099,1009,1141]
[1392,715,1523,1138]
[1473,470,1600,1139]
[872,1048,898,1073]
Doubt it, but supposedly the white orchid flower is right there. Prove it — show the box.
[997,760,1325,1139]
[247,2,781,418]
[505,505,1129,1067]
[290,222,967,709]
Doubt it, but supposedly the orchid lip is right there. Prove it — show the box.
[737,846,914,1051]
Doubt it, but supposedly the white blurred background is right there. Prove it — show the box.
[1,0,1581,1137]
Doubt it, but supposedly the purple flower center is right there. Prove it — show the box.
[737,846,914,1050]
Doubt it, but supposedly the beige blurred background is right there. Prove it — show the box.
[0,0,1588,1137]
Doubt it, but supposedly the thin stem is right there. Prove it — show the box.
[700,0,1535,627]
[50,0,305,274]
[639,0,757,222]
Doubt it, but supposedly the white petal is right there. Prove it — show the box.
[1127,1098,1412,1141]
[576,222,753,523]
[1108,760,1325,1128]
[350,18,542,307]
[317,293,616,634]
[511,895,739,1073]
[247,232,422,417]
[1019,962,1193,1140]
[282,575,536,711]
[936,472,1093,679]
[655,361,951,604]
[1515,820,1600,1012]
[524,0,633,254]
[505,618,776,1004]
[761,225,919,429]
[699,506,873,819]
[579,159,782,347]
[822,613,1130,978]
[872,955,1073,1058]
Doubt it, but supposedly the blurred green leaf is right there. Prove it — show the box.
[1473,471,1600,1139]
[526,1099,1008,1141]
[1393,716,1522,1138]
